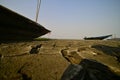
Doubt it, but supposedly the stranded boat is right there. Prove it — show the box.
[84,35,112,40]
[0,5,51,41]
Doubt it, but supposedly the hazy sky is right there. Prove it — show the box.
[0,0,120,39]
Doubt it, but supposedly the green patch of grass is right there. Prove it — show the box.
[34,38,52,41]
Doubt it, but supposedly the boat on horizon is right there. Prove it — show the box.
[0,5,51,41]
[84,34,112,40]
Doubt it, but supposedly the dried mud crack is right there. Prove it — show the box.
[0,40,120,80]
[18,63,32,80]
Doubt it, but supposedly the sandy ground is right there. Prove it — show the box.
[0,39,120,80]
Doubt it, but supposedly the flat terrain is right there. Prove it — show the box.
[0,39,120,80]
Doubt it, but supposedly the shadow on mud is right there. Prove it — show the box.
[61,59,120,80]
[92,45,120,62]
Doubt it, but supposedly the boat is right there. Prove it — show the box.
[0,5,51,41]
[84,35,112,40]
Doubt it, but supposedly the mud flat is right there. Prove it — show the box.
[0,39,120,80]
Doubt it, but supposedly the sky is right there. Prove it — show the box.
[0,0,120,39]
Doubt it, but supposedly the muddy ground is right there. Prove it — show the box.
[0,39,120,80]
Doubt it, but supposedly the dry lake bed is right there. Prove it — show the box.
[0,39,120,80]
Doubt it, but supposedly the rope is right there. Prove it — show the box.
[35,0,41,22]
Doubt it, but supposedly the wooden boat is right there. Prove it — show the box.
[0,5,51,41]
[84,35,112,40]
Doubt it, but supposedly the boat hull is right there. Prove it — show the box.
[84,35,112,40]
[0,5,51,41]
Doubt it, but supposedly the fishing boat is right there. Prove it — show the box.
[0,5,51,41]
[84,35,112,40]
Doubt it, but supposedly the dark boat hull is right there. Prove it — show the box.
[84,35,112,40]
[0,5,51,41]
